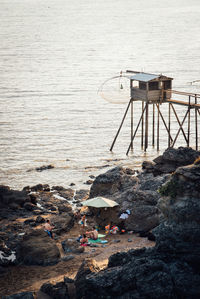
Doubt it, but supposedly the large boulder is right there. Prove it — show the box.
[75,161,200,298]
[88,167,168,232]
[61,239,84,254]
[125,205,160,232]
[143,147,200,175]
[89,166,136,198]
[50,213,74,235]
[2,292,34,299]
[75,259,101,299]
[40,281,69,299]
[16,230,60,266]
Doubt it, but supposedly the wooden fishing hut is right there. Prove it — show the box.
[130,72,172,103]
[110,70,200,154]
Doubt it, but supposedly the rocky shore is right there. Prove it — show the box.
[0,147,200,298]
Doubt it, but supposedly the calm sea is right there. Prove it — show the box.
[0,0,200,189]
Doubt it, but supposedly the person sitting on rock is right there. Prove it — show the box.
[44,219,55,239]
[80,234,88,244]
[86,226,98,240]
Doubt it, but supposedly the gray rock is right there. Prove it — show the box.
[2,292,34,299]
[62,239,84,254]
[40,281,69,299]
[74,159,200,298]
[16,230,60,266]
[61,255,75,262]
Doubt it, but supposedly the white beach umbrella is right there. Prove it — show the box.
[81,197,119,208]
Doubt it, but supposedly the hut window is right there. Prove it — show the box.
[132,81,139,88]
[164,80,171,89]
[149,81,159,91]
[139,82,146,90]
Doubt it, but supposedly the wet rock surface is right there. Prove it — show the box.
[75,160,200,298]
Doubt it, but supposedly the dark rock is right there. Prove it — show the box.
[30,184,44,192]
[0,185,29,208]
[70,182,75,186]
[52,186,67,191]
[35,164,54,172]
[50,213,74,235]
[126,205,160,232]
[0,265,7,276]
[74,189,89,201]
[74,161,200,298]
[62,239,84,254]
[61,255,75,262]
[28,193,37,205]
[16,230,60,266]
[84,180,93,185]
[75,259,101,299]
[152,147,200,175]
[142,160,155,172]
[40,281,69,299]
[35,215,45,223]
[23,219,35,225]
[90,166,136,198]
[2,292,34,299]
[57,203,72,214]
[57,189,74,201]
[23,202,36,211]
[64,276,74,283]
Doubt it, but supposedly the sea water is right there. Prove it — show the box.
[0,0,200,189]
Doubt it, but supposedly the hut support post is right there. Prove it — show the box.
[156,104,173,144]
[157,103,160,151]
[141,101,144,148]
[152,103,155,146]
[170,104,188,144]
[168,103,171,147]
[110,99,131,151]
[187,96,191,147]
[126,103,147,155]
[131,100,133,150]
[144,103,149,151]
[195,95,198,150]
[171,110,189,147]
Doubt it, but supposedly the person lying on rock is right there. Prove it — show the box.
[44,219,55,239]
[80,234,88,244]
[86,226,98,240]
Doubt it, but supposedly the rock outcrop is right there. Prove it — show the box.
[75,160,200,298]
[143,146,200,175]
[88,166,169,232]
[16,230,60,266]
[40,281,69,299]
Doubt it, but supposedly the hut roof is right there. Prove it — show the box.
[130,72,173,82]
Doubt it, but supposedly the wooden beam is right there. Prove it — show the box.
[110,99,131,151]
[126,103,147,155]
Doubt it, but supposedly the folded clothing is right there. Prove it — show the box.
[89,238,108,244]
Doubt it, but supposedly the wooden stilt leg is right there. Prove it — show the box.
[157,104,160,151]
[144,103,149,151]
[131,100,133,150]
[152,103,155,146]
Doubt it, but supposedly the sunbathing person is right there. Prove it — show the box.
[80,234,88,244]
[44,219,55,239]
[86,226,98,240]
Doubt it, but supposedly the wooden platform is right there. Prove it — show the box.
[166,98,200,109]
